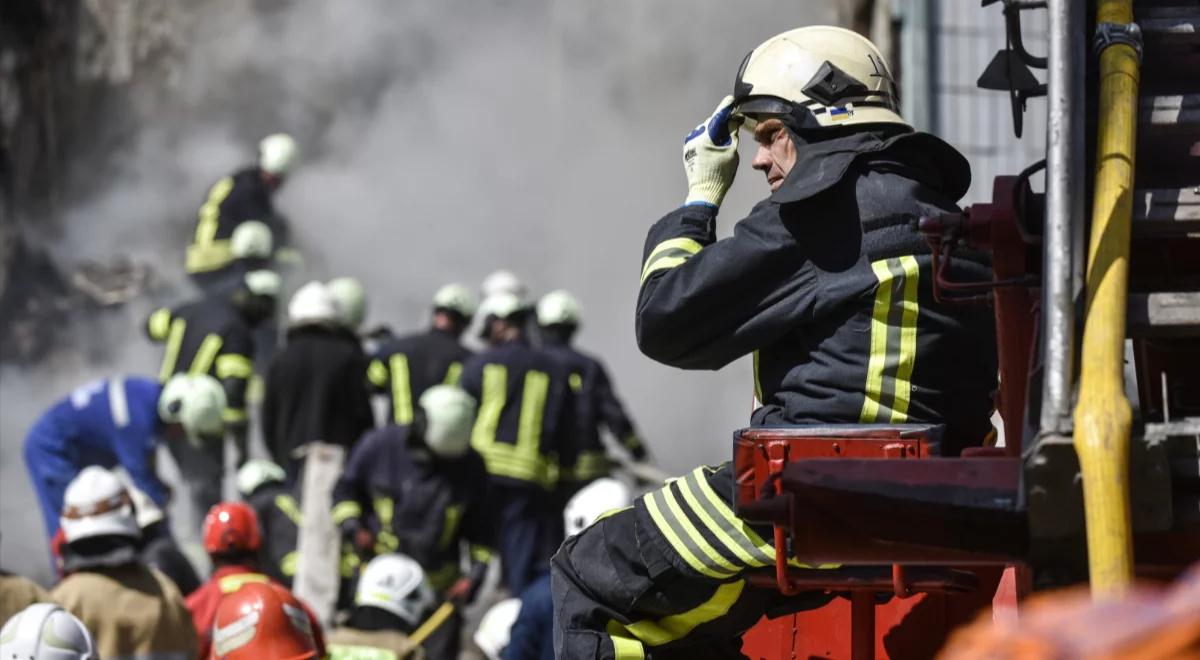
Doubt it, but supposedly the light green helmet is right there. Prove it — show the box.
[537,290,583,327]
[418,385,478,458]
[433,283,477,319]
[158,374,227,445]
[328,276,367,330]
[236,459,286,496]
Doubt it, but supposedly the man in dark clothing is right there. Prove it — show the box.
[129,486,201,596]
[535,289,650,493]
[237,459,302,586]
[553,26,998,659]
[368,284,476,426]
[461,293,576,595]
[263,281,375,480]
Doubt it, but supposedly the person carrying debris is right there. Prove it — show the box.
[332,384,491,658]
[368,283,477,426]
[536,290,651,493]
[326,554,434,660]
[237,458,302,586]
[553,26,998,658]
[23,373,226,542]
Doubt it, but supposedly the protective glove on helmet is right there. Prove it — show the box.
[682,95,743,208]
[159,374,227,446]
[0,603,97,659]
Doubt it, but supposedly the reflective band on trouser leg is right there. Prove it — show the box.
[859,256,920,423]
[216,353,254,380]
[158,318,187,382]
[189,333,224,376]
[443,361,463,386]
[623,580,745,647]
[389,353,413,425]
[640,238,703,284]
[606,622,647,660]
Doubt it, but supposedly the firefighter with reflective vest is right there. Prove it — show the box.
[237,459,302,586]
[187,133,299,289]
[50,467,198,659]
[209,581,325,660]
[369,283,476,426]
[185,501,324,658]
[332,384,491,658]
[24,373,226,543]
[461,292,577,594]
[536,290,651,491]
[552,26,998,658]
[326,554,434,660]
[145,269,281,506]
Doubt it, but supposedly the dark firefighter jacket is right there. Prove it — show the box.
[368,328,472,426]
[187,167,290,277]
[245,481,302,586]
[145,295,256,426]
[636,129,998,451]
[331,424,494,592]
[541,341,646,483]
[262,325,374,469]
[460,340,577,491]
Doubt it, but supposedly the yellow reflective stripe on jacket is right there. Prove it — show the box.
[516,370,549,456]
[147,308,172,341]
[752,350,763,403]
[188,176,235,274]
[640,237,703,284]
[222,408,248,423]
[568,372,583,392]
[623,580,745,647]
[281,551,298,577]
[332,501,363,525]
[567,451,610,482]
[158,318,187,382]
[471,364,506,450]
[471,365,557,487]
[389,354,414,424]
[275,494,303,526]
[470,544,493,563]
[443,361,463,386]
[189,333,224,376]
[437,505,463,549]
[859,256,920,423]
[643,486,737,579]
[606,621,647,660]
[217,572,271,593]
[215,353,253,380]
[367,358,389,388]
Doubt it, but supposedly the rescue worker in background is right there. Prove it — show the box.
[481,270,529,304]
[209,582,322,660]
[326,554,435,660]
[0,604,97,659]
[185,501,324,658]
[145,268,281,513]
[263,281,374,480]
[128,486,201,595]
[187,133,299,289]
[23,372,226,542]
[554,26,998,658]
[237,459,301,585]
[333,384,490,659]
[460,292,576,594]
[369,283,476,426]
[506,478,633,660]
[51,467,197,659]
[536,290,651,491]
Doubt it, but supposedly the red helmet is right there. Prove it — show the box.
[203,502,262,556]
[210,582,317,660]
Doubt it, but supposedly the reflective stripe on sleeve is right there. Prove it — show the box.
[389,354,414,425]
[367,358,389,388]
[640,237,703,284]
[215,353,253,380]
[148,308,172,341]
[331,501,363,525]
[275,494,303,526]
[642,487,737,579]
[158,318,187,383]
[189,333,224,376]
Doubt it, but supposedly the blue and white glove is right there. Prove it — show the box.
[682,95,743,208]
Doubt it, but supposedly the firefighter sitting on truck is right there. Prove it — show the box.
[552,26,998,659]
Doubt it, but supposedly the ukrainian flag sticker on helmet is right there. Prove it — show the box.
[829,106,854,121]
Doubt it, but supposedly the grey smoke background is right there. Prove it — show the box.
[1,0,843,583]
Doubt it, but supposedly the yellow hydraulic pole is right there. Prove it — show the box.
[1073,0,1141,597]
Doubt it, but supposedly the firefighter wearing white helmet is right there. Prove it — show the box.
[326,554,432,659]
[332,385,490,658]
[0,603,97,660]
[557,24,995,657]
[287,280,336,327]
[368,284,476,426]
[50,467,199,659]
[187,133,298,289]
[481,269,528,304]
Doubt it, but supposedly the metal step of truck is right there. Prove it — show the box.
[1133,187,1200,236]
[1128,291,1200,337]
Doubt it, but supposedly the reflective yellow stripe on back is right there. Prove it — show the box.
[189,333,224,376]
[859,256,920,423]
[158,318,187,382]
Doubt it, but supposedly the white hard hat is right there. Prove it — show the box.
[732,26,907,131]
[287,280,337,327]
[433,283,477,319]
[158,374,227,445]
[354,554,435,627]
[236,459,286,496]
[481,270,528,304]
[60,466,140,543]
[477,292,523,322]
[418,385,477,459]
[327,277,367,331]
[536,289,583,327]
[473,598,521,660]
[0,603,97,659]
[564,477,632,538]
[243,269,282,299]
[258,133,299,177]
[230,220,274,260]
[126,484,165,529]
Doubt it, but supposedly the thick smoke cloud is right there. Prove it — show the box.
[1,0,836,582]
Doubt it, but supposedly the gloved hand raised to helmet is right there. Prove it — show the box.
[682,95,744,208]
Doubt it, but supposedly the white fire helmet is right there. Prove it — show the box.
[0,603,97,659]
[481,270,528,304]
[477,292,523,322]
[236,459,286,497]
[158,374,227,446]
[432,283,477,319]
[327,276,368,331]
[354,554,436,627]
[243,269,282,299]
[258,133,299,177]
[287,280,337,327]
[536,289,583,327]
[473,598,521,660]
[564,477,633,538]
[418,385,477,459]
[59,466,140,543]
[229,220,274,261]
[732,26,907,132]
